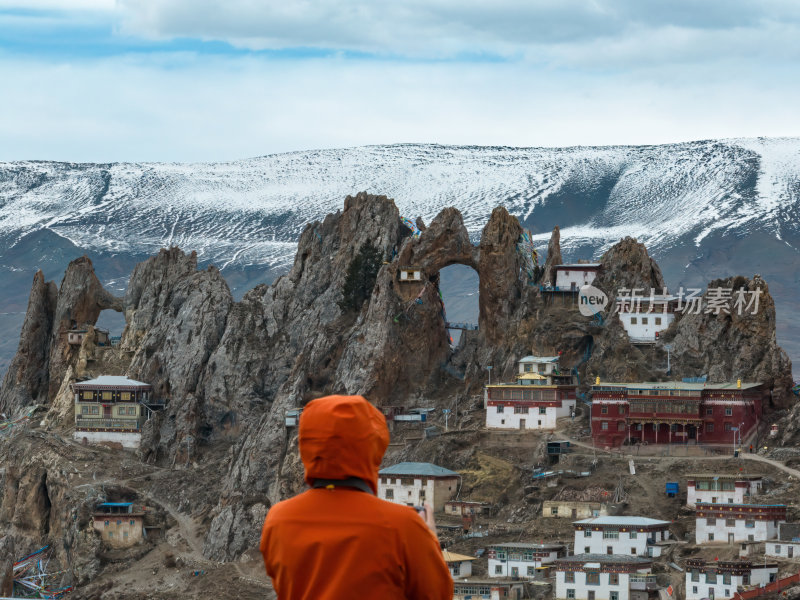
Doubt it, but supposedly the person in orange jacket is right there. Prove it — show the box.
[260,395,454,600]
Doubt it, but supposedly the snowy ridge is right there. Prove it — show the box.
[0,138,798,271]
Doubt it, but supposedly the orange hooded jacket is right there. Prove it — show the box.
[260,395,454,600]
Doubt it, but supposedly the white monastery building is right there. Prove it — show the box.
[377,462,459,512]
[573,516,671,558]
[616,294,678,343]
[487,543,567,578]
[554,264,602,291]
[694,503,787,544]
[686,474,763,508]
[485,356,576,431]
[685,559,777,600]
[554,554,654,600]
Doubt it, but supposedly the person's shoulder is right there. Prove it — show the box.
[264,490,314,523]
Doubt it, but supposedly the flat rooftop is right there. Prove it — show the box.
[592,381,762,391]
[574,516,670,527]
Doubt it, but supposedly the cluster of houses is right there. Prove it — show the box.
[374,457,797,600]
[484,354,766,459]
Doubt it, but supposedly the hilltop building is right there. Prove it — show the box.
[72,376,155,448]
[92,502,144,548]
[616,294,678,343]
[377,462,459,512]
[573,516,671,558]
[686,474,763,507]
[554,554,655,600]
[487,543,568,578]
[695,503,787,543]
[554,264,602,291]
[485,356,577,430]
[590,380,766,448]
[685,559,777,600]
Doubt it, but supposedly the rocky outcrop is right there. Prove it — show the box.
[0,257,123,417]
[541,226,562,286]
[0,271,56,415]
[592,236,665,296]
[0,192,794,569]
[46,257,123,401]
[662,274,794,405]
[478,207,524,345]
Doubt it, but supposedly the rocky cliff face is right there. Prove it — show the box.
[0,271,56,414]
[662,275,794,405]
[0,193,794,569]
[0,257,122,417]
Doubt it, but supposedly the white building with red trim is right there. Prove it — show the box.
[686,474,763,507]
[573,516,671,558]
[485,356,576,431]
[554,554,655,600]
[487,542,567,578]
[694,503,787,543]
[685,559,777,600]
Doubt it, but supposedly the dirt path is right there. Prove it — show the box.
[552,426,800,477]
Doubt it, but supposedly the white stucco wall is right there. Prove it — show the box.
[618,311,674,341]
[555,570,631,600]
[685,568,776,600]
[687,481,761,507]
[489,553,560,578]
[486,400,574,430]
[73,430,141,448]
[574,529,665,556]
[378,477,434,507]
[555,269,598,290]
[695,517,780,543]
[447,561,473,578]
[378,476,457,511]
[767,542,800,559]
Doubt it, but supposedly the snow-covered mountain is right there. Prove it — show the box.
[1,138,799,375]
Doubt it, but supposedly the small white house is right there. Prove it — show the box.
[554,264,602,291]
[554,554,654,600]
[695,503,787,544]
[687,474,763,508]
[616,294,677,342]
[518,356,560,375]
[685,559,777,600]
[398,266,422,282]
[487,543,567,578]
[442,551,476,578]
[767,540,800,559]
[377,462,459,512]
[573,516,671,558]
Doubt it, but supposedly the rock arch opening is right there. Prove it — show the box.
[437,263,479,347]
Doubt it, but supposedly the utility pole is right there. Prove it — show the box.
[486,365,493,385]
[185,435,194,467]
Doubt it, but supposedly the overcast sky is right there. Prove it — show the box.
[1,0,800,162]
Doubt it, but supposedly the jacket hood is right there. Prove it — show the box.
[299,395,389,494]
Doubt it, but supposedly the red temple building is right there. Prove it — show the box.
[590,379,766,448]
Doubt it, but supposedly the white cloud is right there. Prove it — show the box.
[0,0,115,10]
[1,53,800,163]
[114,0,800,61]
